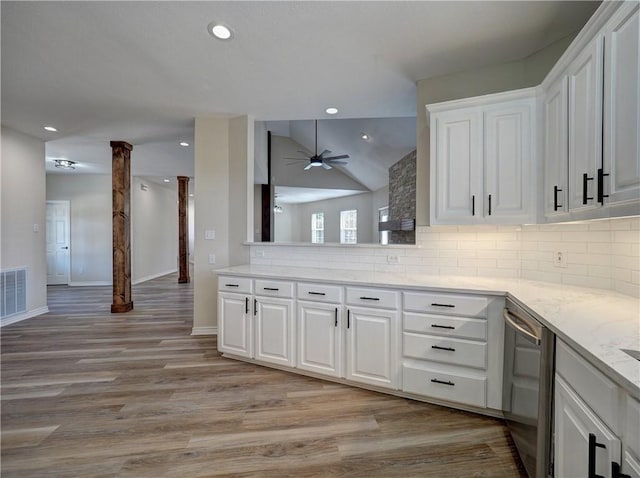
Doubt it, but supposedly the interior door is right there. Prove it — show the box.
[46,200,70,285]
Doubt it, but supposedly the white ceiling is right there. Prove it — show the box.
[1,1,600,179]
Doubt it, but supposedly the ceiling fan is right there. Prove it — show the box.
[286,120,350,170]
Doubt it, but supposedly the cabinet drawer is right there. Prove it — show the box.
[404,291,488,318]
[556,340,621,434]
[297,283,343,303]
[404,312,487,340]
[346,287,399,309]
[254,280,294,298]
[403,364,486,408]
[403,333,487,369]
[218,276,252,294]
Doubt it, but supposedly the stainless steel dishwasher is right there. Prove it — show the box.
[503,299,556,478]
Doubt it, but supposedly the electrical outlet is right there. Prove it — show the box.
[208,254,216,264]
[387,255,399,264]
[553,251,568,268]
[256,250,265,258]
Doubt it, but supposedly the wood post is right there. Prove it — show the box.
[177,176,190,284]
[110,141,133,313]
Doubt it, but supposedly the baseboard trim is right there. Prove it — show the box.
[1,306,49,327]
[191,326,218,336]
[133,269,178,285]
[68,281,111,287]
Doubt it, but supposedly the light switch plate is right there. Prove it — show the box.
[208,254,216,264]
[205,230,215,240]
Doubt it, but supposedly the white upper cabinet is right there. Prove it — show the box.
[567,35,604,213]
[428,89,536,225]
[603,2,640,207]
[544,77,569,217]
[431,107,483,224]
[484,102,533,221]
[542,1,639,222]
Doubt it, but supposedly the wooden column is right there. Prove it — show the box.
[110,141,133,313]
[177,176,190,284]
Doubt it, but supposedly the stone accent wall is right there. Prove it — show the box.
[388,150,416,244]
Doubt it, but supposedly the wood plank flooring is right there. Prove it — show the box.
[1,274,526,477]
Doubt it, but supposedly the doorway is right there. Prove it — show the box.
[46,200,70,285]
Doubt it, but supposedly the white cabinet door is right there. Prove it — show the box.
[484,100,534,222]
[297,302,341,378]
[432,108,483,224]
[254,297,294,367]
[568,35,604,212]
[544,76,570,217]
[603,2,640,207]
[218,292,252,358]
[346,306,398,389]
[555,375,621,478]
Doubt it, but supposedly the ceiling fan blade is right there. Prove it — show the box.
[327,160,347,165]
[297,150,311,155]
[304,164,313,171]
[318,149,332,157]
[321,163,332,170]
[284,157,309,160]
[324,154,350,161]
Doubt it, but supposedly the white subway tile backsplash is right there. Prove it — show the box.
[251,217,640,298]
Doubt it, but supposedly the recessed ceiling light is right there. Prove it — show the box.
[53,159,76,170]
[44,126,57,132]
[179,141,189,147]
[163,179,170,183]
[361,133,369,140]
[325,107,338,115]
[208,22,232,40]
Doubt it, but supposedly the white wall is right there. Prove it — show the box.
[46,174,112,284]
[1,126,48,322]
[193,116,252,335]
[46,174,180,285]
[131,177,178,284]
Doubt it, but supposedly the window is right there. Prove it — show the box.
[311,212,324,244]
[378,206,389,245]
[340,209,357,244]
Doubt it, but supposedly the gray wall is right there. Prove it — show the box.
[1,126,47,318]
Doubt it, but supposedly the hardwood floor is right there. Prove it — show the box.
[1,274,526,477]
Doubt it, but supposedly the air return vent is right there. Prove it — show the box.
[1,268,27,319]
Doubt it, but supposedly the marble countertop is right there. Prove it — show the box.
[214,264,640,397]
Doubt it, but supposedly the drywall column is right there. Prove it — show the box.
[177,176,190,284]
[110,141,133,313]
[192,116,252,335]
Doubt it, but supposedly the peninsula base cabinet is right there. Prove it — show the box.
[554,339,640,478]
[218,275,506,417]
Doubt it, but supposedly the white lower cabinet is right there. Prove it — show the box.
[555,375,621,478]
[346,306,398,390]
[254,296,294,367]
[218,291,253,359]
[554,339,638,478]
[297,301,341,377]
[401,290,503,410]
